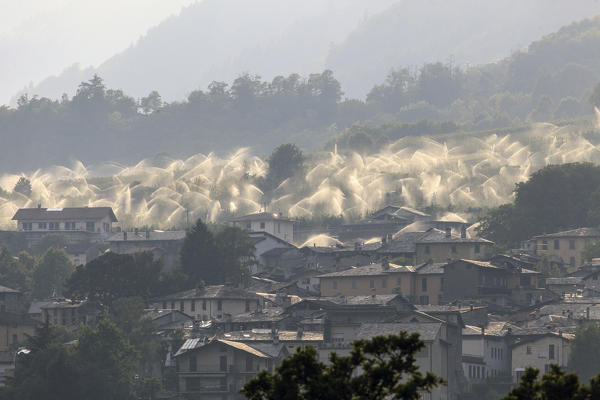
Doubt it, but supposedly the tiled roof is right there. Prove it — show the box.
[357,322,442,341]
[317,263,414,278]
[416,228,493,244]
[415,262,446,274]
[221,330,323,342]
[12,207,117,222]
[534,228,600,239]
[377,231,423,254]
[322,294,408,306]
[161,285,261,300]
[218,339,271,358]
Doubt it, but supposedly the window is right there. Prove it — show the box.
[570,257,576,267]
[65,221,75,230]
[352,280,357,289]
[370,279,375,289]
[260,222,265,229]
[191,301,196,312]
[524,345,530,355]
[491,348,495,359]
[246,223,251,230]
[419,295,429,305]
[381,279,387,288]
[545,364,551,373]
[22,222,32,231]
[425,245,430,255]
[219,355,227,371]
[554,239,560,250]
[186,377,201,392]
[180,301,184,312]
[103,223,110,232]
[245,300,250,312]
[332,280,338,289]
[277,223,281,233]
[396,277,401,285]
[38,222,47,229]
[549,344,555,360]
[569,239,575,250]
[451,245,457,254]
[217,300,222,311]
[189,355,197,372]
[49,222,59,231]
[421,278,427,291]
[246,355,254,372]
[171,301,175,310]
[162,302,167,309]
[475,244,480,254]
[468,365,472,378]
[86,221,95,232]
[542,240,548,250]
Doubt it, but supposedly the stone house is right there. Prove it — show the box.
[0,312,37,352]
[532,228,600,269]
[510,330,572,383]
[414,228,493,264]
[174,338,287,399]
[229,212,294,243]
[156,285,263,321]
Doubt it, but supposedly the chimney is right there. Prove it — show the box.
[134,227,138,235]
[445,227,451,238]
[382,236,387,245]
[354,242,360,251]
[587,307,590,320]
[382,259,390,270]
[297,325,304,339]
[461,225,467,239]
[37,203,41,209]
[146,230,150,239]
[481,326,485,336]
[123,231,127,241]
[271,325,279,344]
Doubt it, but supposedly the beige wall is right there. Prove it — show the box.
[511,336,570,382]
[320,272,443,305]
[19,215,113,233]
[0,323,35,351]
[415,243,490,264]
[535,237,598,267]
[233,219,294,242]
[161,298,261,320]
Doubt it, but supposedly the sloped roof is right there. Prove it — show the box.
[376,231,423,254]
[357,322,442,341]
[415,262,446,274]
[317,263,414,278]
[323,294,410,306]
[546,277,584,285]
[0,285,20,294]
[12,207,117,222]
[534,228,600,239]
[416,228,492,244]
[161,285,261,300]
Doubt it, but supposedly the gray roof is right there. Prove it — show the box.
[534,228,600,239]
[416,228,493,244]
[317,263,414,278]
[0,285,19,294]
[161,285,261,300]
[546,277,584,285]
[415,262,446,275]
[357,322,442,341]
[322,294,408,306]
[377,231,423,254]
[108,230,186,242]
[221,329,323,342]
[12,207,117,222]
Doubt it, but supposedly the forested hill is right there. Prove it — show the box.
[15,0,600,103]
[2,16,600,172]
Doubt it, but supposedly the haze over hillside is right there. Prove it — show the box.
[11,0,600,104]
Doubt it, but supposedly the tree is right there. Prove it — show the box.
[180,219,220,285]
[32,248,74,299]
[569,323,600,383]
[0,246,34,293]
[502,365,600,400]
[65,251,162,306]
[32,233,68,256]
[140,91,163,114]
[263,143,305,191]
[214,226,256,285]
[242,332,444,400]
[12,177,31,197]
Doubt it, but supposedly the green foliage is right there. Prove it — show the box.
[1,320,138,400]
[478,163,600,246]
[0,246,34,294]
[502,365,600,400]
[32,233,68,256]
[65,251,163,305]
[262,143,305,191]
[32,247,74,300]
[12,177,32,197]
[568,323,600,383]
[242,332,444,400]
[180,220,256,286]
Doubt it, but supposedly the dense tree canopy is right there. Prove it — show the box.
[242,332,444,400]
[31,248,74,300]
[65,251,163,306]
[478,163,600,246]
[568,323,600,383]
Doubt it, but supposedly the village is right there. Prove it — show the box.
[0,204,596,400]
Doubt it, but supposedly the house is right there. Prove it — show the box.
[156,284,264,321]
[545,277,584,298]
[218,329,323,354]
[229,212,294,242]
[510,330,573,383]
[34,299,102,330]
[107,230,186,271]
[174,337,287,399]
[0,285,25,313]
[0,312,37,352]
[145,309,194,332]
[532,228,600,269]
[11,206,117,243]
[247,231,296,274]
[414,227,493,264]
[316,260,446,305]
